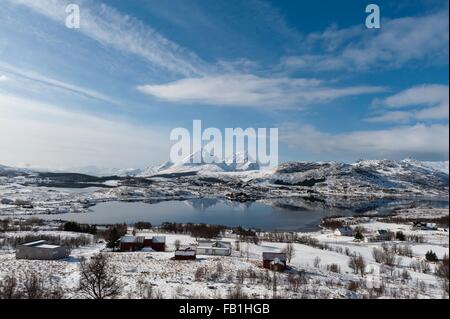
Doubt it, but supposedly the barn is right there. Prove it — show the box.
[119,236,145,251]
[262,252,287,271]
[196,240,232,256]
[120,236,166,252]
[149,236,166,252]
[174,247,197,260]
[16,240,70,260]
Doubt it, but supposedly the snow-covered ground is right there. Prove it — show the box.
[0,216,448,299]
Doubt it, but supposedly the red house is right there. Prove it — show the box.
[119,236,145,252]
[120,236,166,252]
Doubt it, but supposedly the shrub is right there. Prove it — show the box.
[347,281,360,292]
[227,285,247,299]
[327,264,341,273]
[395,231,406,241]
[425,250,438,262]
[436,254,449,280]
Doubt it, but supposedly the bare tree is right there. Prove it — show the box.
[79,254,122,299]
[349,254,366,277]
[0,276,19,299]
[23,272,46,299]
[282,243,295,264]
[227,284,247,299]
[272,272,278,299]
[3,272,65,299]
[313,256,321,268]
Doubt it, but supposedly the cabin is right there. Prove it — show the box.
[262,252,287,271]
[334,226,354,237]
[119,235,166,252]
[174,247,197,260]
[16,240,70,260]
[196,240,232,256]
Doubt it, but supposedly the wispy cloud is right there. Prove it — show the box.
[367,84,449,122]
[8,0,208,77]
[0,75,8,82]
[0,63,119,104]
[281,123,449,161]
[137,74,385,108]
[282,10,449,72]
[0,93,170,169]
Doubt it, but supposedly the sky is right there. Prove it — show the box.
[0,0,448,170]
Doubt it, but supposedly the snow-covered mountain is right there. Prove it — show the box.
[269,159,449,193]
[0,164,33,176]
[137,151,260,177]
[421,161,449,174]
[62,166,142,177]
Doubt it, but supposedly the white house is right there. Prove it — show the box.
[334,226,354,237]
[196,240,232,256]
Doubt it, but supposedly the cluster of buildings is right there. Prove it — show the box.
[119,235,166,252]
[15,236,288,271]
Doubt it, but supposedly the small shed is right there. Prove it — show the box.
[262,252,287,271]
[16,240,70,260]
[174,247,197,260]
[196,240,232,256]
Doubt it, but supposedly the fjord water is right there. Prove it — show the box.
[33,199,345,232]
[30,198,448,232]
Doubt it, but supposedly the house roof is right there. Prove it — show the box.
[152,236,166,243]
[175,248,196,256]
[22,240,47,247]
[35,244,61,249]
[120,236,144,243]
[197,246,230,251]
[263,252,286,261]
[337,227,353,233]
[197,240,231,248]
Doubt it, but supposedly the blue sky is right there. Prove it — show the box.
[0,0,448,169]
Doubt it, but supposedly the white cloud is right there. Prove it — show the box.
[281,123,449,161]
[367,84,449,122]
[137,74,384,108]
[7,0,208,76]
[283,10,449,72]
[379,84,449,109]
[0,63,119,104]
[0,75,8,82]
[0,93,170,169]
[365,111,413,123]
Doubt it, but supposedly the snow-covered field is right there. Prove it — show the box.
[0,217,448,299]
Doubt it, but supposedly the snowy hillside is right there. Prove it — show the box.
[269,159,448,194]
[421,161,449,174]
